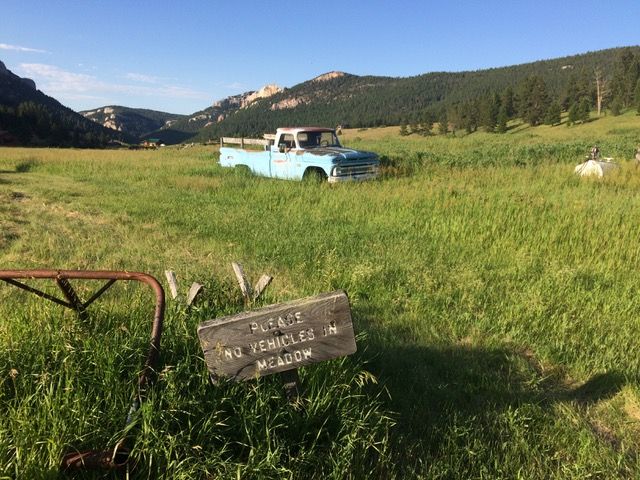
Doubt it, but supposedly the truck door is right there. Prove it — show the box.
[271,133,295,178]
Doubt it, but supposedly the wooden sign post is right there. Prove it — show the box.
[197,290,357,387]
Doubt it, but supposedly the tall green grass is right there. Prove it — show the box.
[1,112,640,477]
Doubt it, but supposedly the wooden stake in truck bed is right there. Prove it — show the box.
[219,127,379,182]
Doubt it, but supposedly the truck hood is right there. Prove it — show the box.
[305,147,378,162]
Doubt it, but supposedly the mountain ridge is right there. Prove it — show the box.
[3,46,640,146]
[0,60,132,146]
[181,46,640,142]
[80,105,186,140]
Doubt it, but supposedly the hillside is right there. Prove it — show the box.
[0,60,131,147]
[80,106,185,140]
[153,84,283,144]
[3,46,639,147]
[184,46,640,142]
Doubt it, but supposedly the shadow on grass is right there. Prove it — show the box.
[1,291,628,478]
[356,320,627,467]
[0,160,38,176]
[567,371,626,405]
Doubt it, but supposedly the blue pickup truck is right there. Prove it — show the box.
[219,127,379,182]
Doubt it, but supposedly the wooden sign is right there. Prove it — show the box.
[197,290,356,381]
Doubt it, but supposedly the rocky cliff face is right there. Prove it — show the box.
[0,60,36,90]
[83,107,122,131]
[80,106,185,140]
[241,84,283,108]
[185,83,283,125]
[270,97,305,111]
[312,71,346,83]
[268,73,347,111]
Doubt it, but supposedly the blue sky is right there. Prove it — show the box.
[2,1,639,114]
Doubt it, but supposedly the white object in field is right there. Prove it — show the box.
[574,159,618,178]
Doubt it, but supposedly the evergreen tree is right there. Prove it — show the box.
[544,101,562,126]
[578,97,591,123]
[419,122,432,136]
[563,74,579,111]
[562,69,592,110]
[481,93,501,130]
[438,108,448,135]
[419,110,435,135]
[501,86,516,118]
[517,76,550,126]
[567,102,580,126]
[399,123,409,136]
[496,105,508,133]
[457,100,480,134]
[611,48,640,108]
[610,98,622,116]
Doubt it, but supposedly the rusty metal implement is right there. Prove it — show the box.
[0,269,165,471]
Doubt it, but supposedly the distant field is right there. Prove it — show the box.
[1,111,640,478]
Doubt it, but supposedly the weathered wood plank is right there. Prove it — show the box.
[252,274,273,301]
[221,137,270,147]
[231,262,253,301]
[164,270,179,299]
[186,282,203,306]
[197,290,357,381]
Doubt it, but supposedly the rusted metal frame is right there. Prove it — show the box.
[56,278,88,320]
[82,279,117,309]
[0,269,165,471]
[0,277,119,314]
[0,277,75,309]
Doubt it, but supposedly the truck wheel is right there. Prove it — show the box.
[303,168,328,182]
[235,165,251,176]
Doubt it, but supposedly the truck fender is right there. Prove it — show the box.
[302,167,328,182]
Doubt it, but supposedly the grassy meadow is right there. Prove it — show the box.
[1,111,640,478]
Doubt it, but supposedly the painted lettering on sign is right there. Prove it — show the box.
[322,320,337,336]
[256,348,313,371]
[249,312,303,333]
[223,346,243,360]
[249,327,315,354]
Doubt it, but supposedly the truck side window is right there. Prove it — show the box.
[282,134,295,149]
[297,132,309,148]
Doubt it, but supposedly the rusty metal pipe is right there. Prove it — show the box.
[0,277,74,308]
[60,447,130,471]
[0,269,166,471]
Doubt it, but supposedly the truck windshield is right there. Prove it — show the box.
[297,131,341,148]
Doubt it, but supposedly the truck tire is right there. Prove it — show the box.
[235,165,252,176]
[303,167,328,182]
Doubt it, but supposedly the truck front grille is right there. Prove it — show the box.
[334,163,379,177]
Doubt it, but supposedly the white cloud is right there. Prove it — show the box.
[18,63,208,102]
[0,43,49,54]
[19,64,95,92]
[224,82,248,91]
[125,72,162,84]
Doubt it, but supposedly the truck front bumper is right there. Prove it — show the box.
[329,163,379,183]
[328,172,379,183]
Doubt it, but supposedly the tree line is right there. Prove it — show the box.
[400,47,640,136]
[184,47,640,142]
